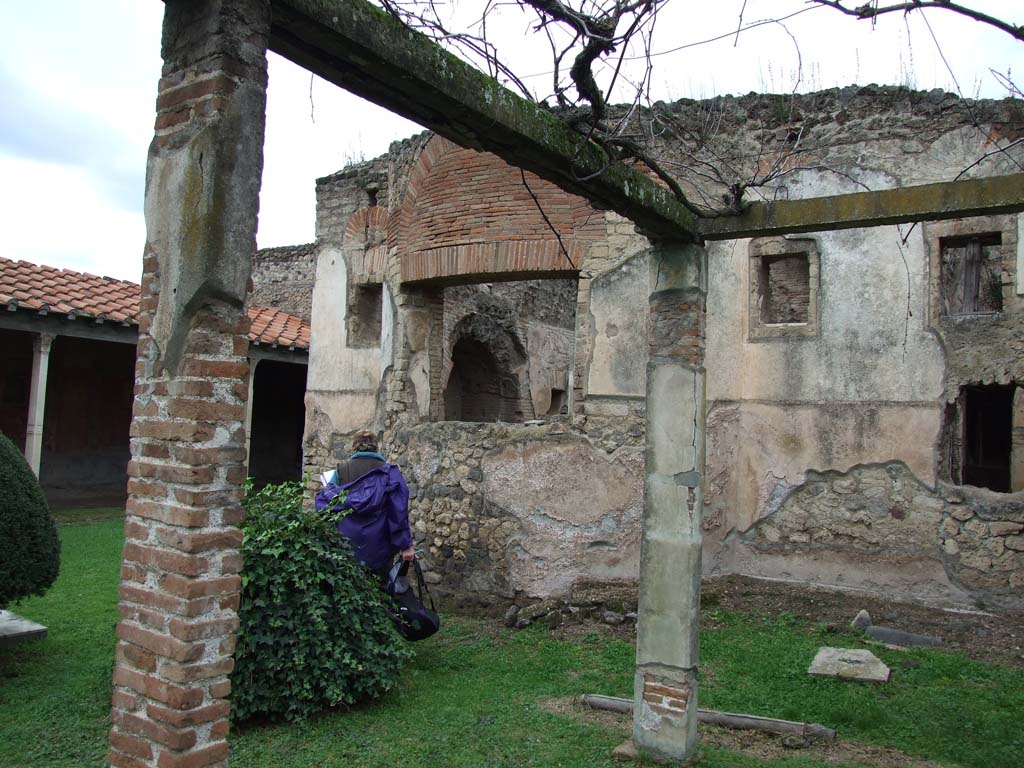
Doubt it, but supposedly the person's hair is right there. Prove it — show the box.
[352,430,378,453]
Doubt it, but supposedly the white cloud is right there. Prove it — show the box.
[0,154,146,282]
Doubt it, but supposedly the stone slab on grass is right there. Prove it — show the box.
[0,610,47,647]
[808,647,890,683]
[865,625,942,647]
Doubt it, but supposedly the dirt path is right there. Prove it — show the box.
[541,697,945,768]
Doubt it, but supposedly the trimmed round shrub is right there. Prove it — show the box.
[0,432,60,609]
[232,480,412,722]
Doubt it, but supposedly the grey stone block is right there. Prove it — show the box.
[0,611,47,647]
[850,609,872,630]
[865,625,942,647]
[808,647,890,682]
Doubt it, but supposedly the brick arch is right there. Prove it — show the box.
[344,206,388,248]
[393,136,605,285]
[343,206,388,280]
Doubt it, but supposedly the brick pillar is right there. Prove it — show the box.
[632,240,707,763]
[109,2,270,768]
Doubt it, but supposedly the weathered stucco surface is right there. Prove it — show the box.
[292,86,1024,609]
[250,243,316,321]
[303,244,386,470]
[587,253,648,397]
[703,402,941,538]
[483,438,642,596]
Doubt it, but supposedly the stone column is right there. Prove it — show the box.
[24,333,54,477]
[108,2,270,768]
[632,240,707,763]
[244,359,258,468]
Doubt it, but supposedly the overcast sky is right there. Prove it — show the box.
[0,1,1019,282]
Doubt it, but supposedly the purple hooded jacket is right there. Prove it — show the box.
[314,463,413,571]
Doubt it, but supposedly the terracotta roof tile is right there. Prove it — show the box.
[0,256,309,351]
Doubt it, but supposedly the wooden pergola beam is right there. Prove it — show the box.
[700,173,1024,240]
[268,0,700,241]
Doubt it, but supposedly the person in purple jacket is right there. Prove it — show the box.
[315,431,416,578]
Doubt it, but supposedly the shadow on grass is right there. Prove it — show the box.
[50,507,125,526]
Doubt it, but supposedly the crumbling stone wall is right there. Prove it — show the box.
[650,86,1024,205]
[382,416,645,611]
[250,243,315,321]
[738,463,1024,607]
[315,154,391,245]
[296,86,1024,610]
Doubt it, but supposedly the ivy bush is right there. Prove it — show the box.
[0,432,60,609]
[232,480,412,722]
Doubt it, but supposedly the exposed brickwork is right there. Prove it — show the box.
[342,206,389,281]
[747,236,820,341]
[761,255,811,323]
[392,136,604,284]
[110,1,270,766]
[648,289,706,366]
[315,153,392,247]
[403,240,585,284]
[641,673,692,720]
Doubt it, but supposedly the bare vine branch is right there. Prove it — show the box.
[808,1,1024,43]
[375,0,1023,217]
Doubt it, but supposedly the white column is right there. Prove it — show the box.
[24,333,55,477]
[244,359,259,470]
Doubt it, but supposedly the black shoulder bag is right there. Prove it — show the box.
[385,559,440,641]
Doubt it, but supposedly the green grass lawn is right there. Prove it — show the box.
[2,517,1023,768]
[0,519,123,767]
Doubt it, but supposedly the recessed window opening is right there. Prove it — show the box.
[366,187,379,207]
[437,279,576,423]
[444,337,520,422]
[940,233,1003,316]
[759,253,810,324]
[347,283,382,348]
[546,388,567,416]
[961,384,1014,493]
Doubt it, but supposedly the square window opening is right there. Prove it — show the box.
[759,253,811,325]
[940,233,1003,316]
[347,283,383,348]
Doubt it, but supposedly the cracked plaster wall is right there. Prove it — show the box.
[291,87,1024,608]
